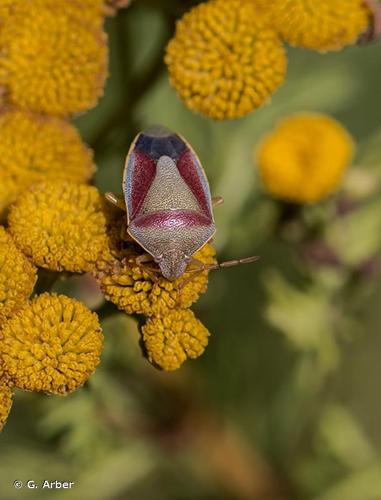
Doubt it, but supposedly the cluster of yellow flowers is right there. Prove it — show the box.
[5,180,214,375]
[0,0,132,432]
[0,0,362,434]
[0,0,217,434]
[165,0,371,120]
[93,213,214,371]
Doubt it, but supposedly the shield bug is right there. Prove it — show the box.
[106,125,258,279]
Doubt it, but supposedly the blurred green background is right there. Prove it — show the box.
[2,1,381,499]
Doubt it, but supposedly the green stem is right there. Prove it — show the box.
[95,300,119,320]
[90,7,173,157]
[33,269,61,296]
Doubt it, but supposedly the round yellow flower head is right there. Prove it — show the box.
[8,182,108,273]
[0,227,37,323]
[0,293,103,395]
[94,217,217,317]
[0,380,13,432]
[165,0,287,120]
[0,0,108,116]
[256,113,355,204]
[141,309,210,371]
[268,0,370,52]
[64,0,105,30]
[0,109,95,215]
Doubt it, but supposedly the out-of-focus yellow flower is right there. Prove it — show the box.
[141,309,210,371]
[8,182,108,273]
[0,293,103,395]
[0,227,37,323]
[65,0,105,29]
[256,113,355,203]
[165,0,287,120]
[0,0,108,116]
[94,218,216,316]
[0,109,95,215]
[0,380,13,432]
[267,0,370,52]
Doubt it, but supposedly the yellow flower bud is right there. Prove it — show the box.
[141,309,210,371]
[165,0,287,120]
[0,227,37,323]
[0,109,95,215]
[8,182,108,273]
[256,113,355,203]
[268,0,370,52]
[0,0,108,115]
[0,293,103,395]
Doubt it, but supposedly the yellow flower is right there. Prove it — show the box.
[8,182,108,273]
[94,217,217,317]
[0,0,108,116]
[0,293,103,395]
[0,380,13,432]
[267,0,370,52]
[1,1,107,29]
[66,0,105,29]
[0,109,95,215]
[165,0,287,120]
[256,113,355,203]
[0,227,37,323]
[141,309,210,371]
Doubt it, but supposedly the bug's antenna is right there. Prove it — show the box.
[185,256,260,275]
[207,256,260,271]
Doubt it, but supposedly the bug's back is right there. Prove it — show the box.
[123,126,216,276]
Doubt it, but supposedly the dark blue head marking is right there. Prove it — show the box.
[135,128,186,162]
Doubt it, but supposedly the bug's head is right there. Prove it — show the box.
[157,249,190,280]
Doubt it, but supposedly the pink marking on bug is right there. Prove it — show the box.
[133,210,212,229]
[177,149,212,218]
[130,151,156,218]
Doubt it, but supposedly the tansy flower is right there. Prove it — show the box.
[93,217,217,317]
[66,0,106,29]
[267,0,370,52]
[165,0,287,120]
[0,0,108,116]
[0,0,107,29]
[141,309,210,371]
[0,380,13,432]
[256,113,355,204]
[0,109,95,215]
[0,227,37,323]
[8,182,108,273]
[0,293,103,395]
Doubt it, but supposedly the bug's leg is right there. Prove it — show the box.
[135,254,161,283]
[119,222,131,243]
[212,196,224,208]
[136,253,154,266]
[105,192,126,211]
[177,258,207,292]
